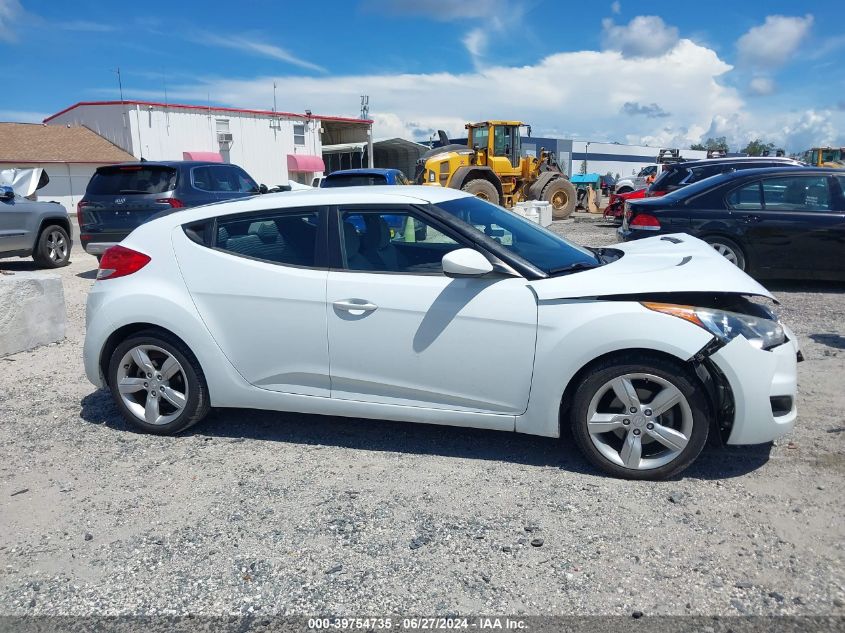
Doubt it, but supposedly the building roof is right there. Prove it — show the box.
[43,100,373,125]
[0,122,136,164]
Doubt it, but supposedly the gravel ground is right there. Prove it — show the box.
[0,221,843,617]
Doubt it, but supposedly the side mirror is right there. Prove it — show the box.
[442,248,493,278]
[258,183,268,194]
[1,186,14,201]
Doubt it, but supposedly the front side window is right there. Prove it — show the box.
[433,196,599,275]
[193,165,258,193]
[293,124,306,146]
[215,210,320,266]
[761,176,832,212]
[340,210,461,273]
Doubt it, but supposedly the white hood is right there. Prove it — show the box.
[530,233,776,302]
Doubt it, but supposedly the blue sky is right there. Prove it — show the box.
[1,0,843,151]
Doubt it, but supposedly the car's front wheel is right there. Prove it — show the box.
[570,353,710,479]
[33,224,71,268]
[107,330,210,435]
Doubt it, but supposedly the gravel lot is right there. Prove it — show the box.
[1,219,843,618]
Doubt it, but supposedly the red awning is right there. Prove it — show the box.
[182,151,222,162]
[287,154,325,173]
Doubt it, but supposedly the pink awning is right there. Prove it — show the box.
[287,154,325,173]
[182,151,222,162]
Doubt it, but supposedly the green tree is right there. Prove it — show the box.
[742,139,778,156]
[691,137,729,152]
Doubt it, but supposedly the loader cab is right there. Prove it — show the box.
[469,121,523,171]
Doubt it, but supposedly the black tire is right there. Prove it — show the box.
[33,224,71,268]
[703,236,747,271]
[107,329,210,435]
[462,178,500,205]
[569,352,710,480]
[542,178,577,219]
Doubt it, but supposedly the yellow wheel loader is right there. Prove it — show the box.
[416,121,577,219]
[802,147,845,167]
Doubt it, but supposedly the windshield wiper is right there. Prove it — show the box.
[546,262,598,276]
[118,189,150,194]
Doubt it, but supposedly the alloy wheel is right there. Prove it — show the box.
[116,345,189,426]
[586,373,693,471]
[46,230,68,262]
[710,242,738,265]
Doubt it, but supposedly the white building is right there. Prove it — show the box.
[0,122,136,210]
[44,100,373,187]
[571,141,708,179]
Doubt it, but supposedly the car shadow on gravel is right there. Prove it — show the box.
[809,333,845,350]
[764,279,845,293]
[76,269,98,279]
[0,260,40,272]
[80,390,772,480]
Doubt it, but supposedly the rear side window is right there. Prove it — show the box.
[727,182,763,210]
[87,166,177,195]
[322,174,387,188]
[192,165,258,193]
[650,167,688,190]
[214,210,320,267]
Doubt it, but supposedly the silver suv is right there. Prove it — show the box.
[0,185,73,268]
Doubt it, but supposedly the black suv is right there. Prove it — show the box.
[77,161,262,257]
[647,156,804,197]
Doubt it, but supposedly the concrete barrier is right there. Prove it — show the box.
[0,272,67,357]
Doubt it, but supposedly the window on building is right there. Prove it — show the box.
[293,123,306,146]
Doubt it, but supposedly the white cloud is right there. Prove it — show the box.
[748,77,775,95]
[462,28,488,67]
[0,0,23,42]
[610,1,621,14]
[601,15,679,58]
[0,110,49,123]
[737,14,813,68]
[192,32,327,73]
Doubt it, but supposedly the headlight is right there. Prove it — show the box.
[642,302,785,350]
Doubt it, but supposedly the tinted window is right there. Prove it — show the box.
[470,126,489,149]
[341,210,461,273]
[87,166,177,195]
[833,176,845,211]
[761,176,832,212]
[433,196,599,275]
[322,174,387,188]
[215,210,319,266]
[192,165,258,193]
[650,166,688,191]
[727,182,763,210]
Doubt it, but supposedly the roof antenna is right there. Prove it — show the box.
[360,95,369,120]
[112,67,124,101]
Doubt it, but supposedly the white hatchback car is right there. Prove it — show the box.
[84,186,799,479]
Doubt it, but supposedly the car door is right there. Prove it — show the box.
[0,192,36,252]
[326,205,538,418]
[736,175,844,276]
[173,205,331,396]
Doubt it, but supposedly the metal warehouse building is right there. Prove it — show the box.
[44,100,373,188]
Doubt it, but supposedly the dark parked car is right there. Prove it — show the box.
[646,156,804,197]
[77,161,262,257]
[618,167,845,280]
[320,168,411,188]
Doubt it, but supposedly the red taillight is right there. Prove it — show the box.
[157,198,185,208]
[630,213,661,230]
[97,245,151,280]
[77,200,92,226]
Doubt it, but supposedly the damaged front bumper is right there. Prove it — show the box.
[707,327,800,445]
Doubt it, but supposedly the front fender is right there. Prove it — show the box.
[516,300,713,437]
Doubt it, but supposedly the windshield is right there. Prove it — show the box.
[433,196,599,275]
[88,166,177,195]
[323,174,387,187]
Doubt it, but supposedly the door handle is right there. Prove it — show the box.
[333,299,378,313]
[743,215,762,223]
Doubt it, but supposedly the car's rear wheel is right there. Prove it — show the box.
[107,330,209,435]
[704,236,746,270]
[33,225,71,268]
[570,353,710,480]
